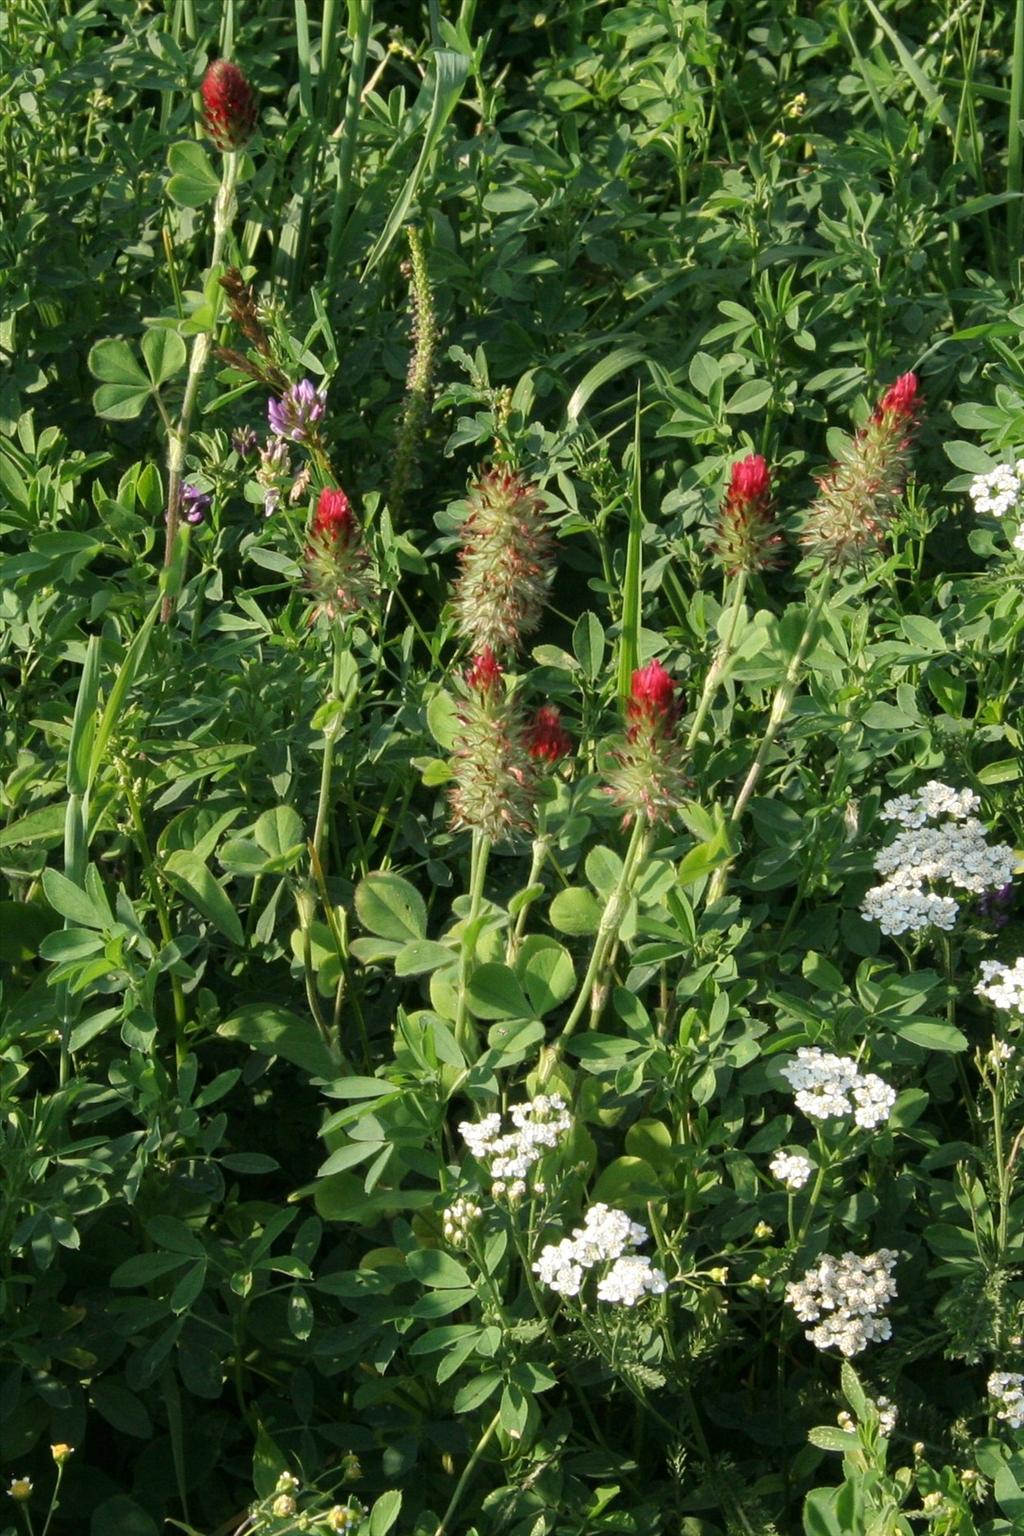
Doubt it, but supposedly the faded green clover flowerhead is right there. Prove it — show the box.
[452,467,555,656]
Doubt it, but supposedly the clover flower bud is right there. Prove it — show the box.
[201,60,258,151]
[800,372,920,568]
[711,453,783,574]
[452,467,555,655]
[524,704,572,763]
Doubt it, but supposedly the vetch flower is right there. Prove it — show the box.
[711,452,783,574]
[180,483,211,526]
[305,487,376,621]
[606,659,688,824]
[452,467,555,655]
[201,60,258,151]
[448,652,538,842]
[800,372,920,568]
[256,435,292,517]
[268,378,327,443]
[525,704,572,763]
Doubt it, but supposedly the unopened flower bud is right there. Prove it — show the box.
[754,1221,772,1240]
[51,1444,74,1466]
[201,60,258,151]
[708,1267,729,1285]
[272,1493,297,1517]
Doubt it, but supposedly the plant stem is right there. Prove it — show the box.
[433,1410,500,1536]
[684,568,748,753]
[546,815,649,1071]
[1009,0,1024,281]
[312,624,348,869]
[325,0,373,291]
[454,828,492,1052]
[122,768,189,1074]
[505,807,549,964]
[161,151,239,622]
[706,574,832,903]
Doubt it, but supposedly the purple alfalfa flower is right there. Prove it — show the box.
[978,882,1015,929]
[267,378,326,443]
[181,483,212,525]
[231,425,259,458]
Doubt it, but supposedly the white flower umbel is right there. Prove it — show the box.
[969,462,1024,518]
[977,957,1024,1015]
[769,1150,815,1190]
[879,781,981,829]
[785,1249,898,1357]
[989,1370,1024,1429]
[780,1048,896,1130]
[874,1395,898,1435]
[568,1203,648,1266]
[533,1203,663,1305]
[596,1255,668,1307]
[533,1237,584,1298]
[862,784,1015,938]
[459,1095,572,1195]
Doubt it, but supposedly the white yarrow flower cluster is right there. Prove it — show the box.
[879,781,980,828]
[989,1371,1024,1429]
[533,1203,667,1306]
[977,957,1024,1015]
[459,1095,571,1198]
[837,1393,897,1435]
[770,1150,815,1190]
[780,1048,896,1130]
[785,1249,898,1357]
[969,462,1024,518]
[862,783,1015,937]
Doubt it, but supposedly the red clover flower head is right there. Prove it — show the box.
[800,371,921,569]
[525,705,573,763]
[452,467,556,655]
[711,453,783,574]
[201,60,258,151]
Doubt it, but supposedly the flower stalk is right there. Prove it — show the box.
[161,151,240,621]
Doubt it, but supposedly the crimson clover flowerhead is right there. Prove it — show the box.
[452,467,556,656]
[525,705,573,764]
[800,370,922,569]
[305,486,375,622]
[606,659,688,825]
[201,60,258,151]
[711,453,783,574]
[449,651,538,843]
[465,647,503,695]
